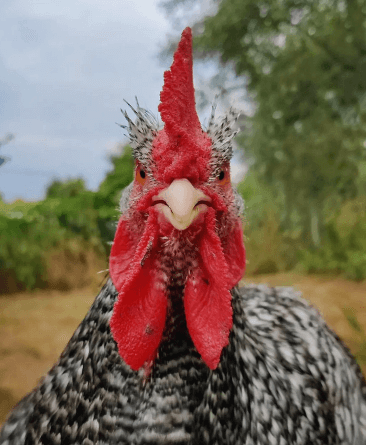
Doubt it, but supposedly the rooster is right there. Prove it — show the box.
[1,27,366,445]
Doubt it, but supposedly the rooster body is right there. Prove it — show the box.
[0,280,366,445]
[1,28,366,444]
[2,280,366,444]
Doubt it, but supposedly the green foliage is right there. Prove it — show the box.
[94,144,134,245]
[0,144,134,292]
[201,0,366,247]
[298,197,366,280]
[237,171,296,275]
[46,177,87,199]
[0,196,104,292]
[95,145,134,212]
[0,199,38,216]
[238,173,366,280]
[38,194,102,246]
[0,206,65,290]
[161,0,366,250]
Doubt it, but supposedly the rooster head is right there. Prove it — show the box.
[109,27,246,371]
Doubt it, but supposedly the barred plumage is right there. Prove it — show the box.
[1,280,365,444]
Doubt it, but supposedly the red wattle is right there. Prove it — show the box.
[184,209,234,369]
[109,211,168,370]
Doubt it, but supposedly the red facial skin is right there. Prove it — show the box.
[109,160,245,371]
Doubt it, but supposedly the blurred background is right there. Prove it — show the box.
[1,0,366,424]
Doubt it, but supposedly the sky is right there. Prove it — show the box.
[0,0,245,203]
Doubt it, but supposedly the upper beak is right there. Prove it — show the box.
[152,179,211,230]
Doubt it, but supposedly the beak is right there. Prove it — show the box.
[152,179,211,230]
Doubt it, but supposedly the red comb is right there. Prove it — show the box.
[153,27,212,184]
[159,27,201,137]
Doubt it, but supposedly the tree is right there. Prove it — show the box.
[161,0,366,247]
[95,144,134,213]
[46,177,87,199]
[93,144,134,245]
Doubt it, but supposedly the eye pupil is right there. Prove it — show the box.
[219,170,225,180]
[140,169,146,179]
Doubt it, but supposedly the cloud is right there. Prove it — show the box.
[0,0,169,202]
[0,1,248,203]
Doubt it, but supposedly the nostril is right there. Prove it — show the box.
[194,200,212,209]
[152,199,168,206]
[152,199,174,214]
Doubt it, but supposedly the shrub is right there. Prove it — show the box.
[0,193,106,293]
[298,197,366,280]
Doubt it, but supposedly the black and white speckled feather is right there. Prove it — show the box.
[119,99,159,176]
[1,279,365,444]
[119,100,240,184]
[207,106,240,180]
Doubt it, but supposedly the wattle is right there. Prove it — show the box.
[109,207,245,371]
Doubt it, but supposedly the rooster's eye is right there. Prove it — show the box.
[219,171,225,181]
[136,165,147,185]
